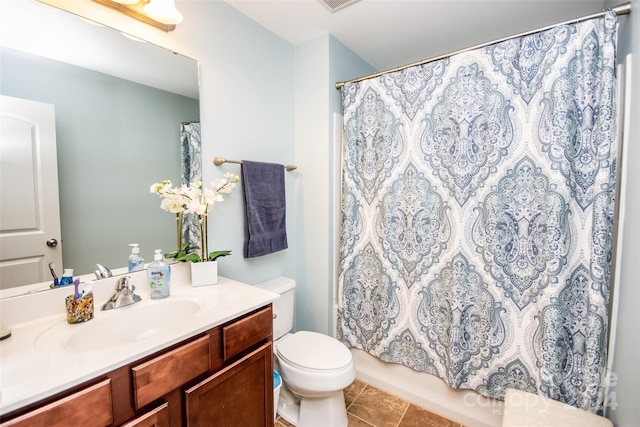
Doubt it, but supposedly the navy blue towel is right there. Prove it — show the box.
[241,160,288,258]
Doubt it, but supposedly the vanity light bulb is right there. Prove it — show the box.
[111,0,139,4]
[143,0,183,25]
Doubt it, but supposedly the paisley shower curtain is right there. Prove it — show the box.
[337,12,619,412]
[180,121,202,249]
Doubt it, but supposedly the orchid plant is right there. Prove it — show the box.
[150,173,239,262]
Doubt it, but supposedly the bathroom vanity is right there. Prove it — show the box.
[0,265,278,426]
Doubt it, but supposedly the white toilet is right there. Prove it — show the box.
[255,277,356,427]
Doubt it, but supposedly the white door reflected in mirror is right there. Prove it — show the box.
[0,95,63,290]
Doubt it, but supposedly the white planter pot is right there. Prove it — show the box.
[190,260,218,287]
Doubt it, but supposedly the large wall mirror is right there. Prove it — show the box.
[0,3,200,293]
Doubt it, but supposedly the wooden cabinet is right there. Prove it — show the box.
[185,343,273,427]
[0,305,273,427]
[120,403,169,427]
[0,379,113,427]
[132,336,210,409]
[221,307,272,361]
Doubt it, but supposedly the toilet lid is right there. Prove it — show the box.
[276,331,352,370]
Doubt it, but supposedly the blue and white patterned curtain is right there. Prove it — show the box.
[337,13,619,412]
[180,121,202,250]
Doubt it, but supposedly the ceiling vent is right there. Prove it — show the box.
[318,0,360,13]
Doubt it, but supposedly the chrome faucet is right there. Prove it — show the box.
[101,276,141,310]
[95,263,113,280]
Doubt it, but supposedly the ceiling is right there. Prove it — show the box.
[223,0,609,73]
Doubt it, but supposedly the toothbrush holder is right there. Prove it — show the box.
[65,293,94,324]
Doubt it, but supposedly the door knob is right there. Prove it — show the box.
[46,238,58,248]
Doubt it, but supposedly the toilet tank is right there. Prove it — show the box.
[254,277,295,341]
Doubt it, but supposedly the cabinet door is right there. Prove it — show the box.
[185,342,273,427]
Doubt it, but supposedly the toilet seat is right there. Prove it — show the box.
[276,331,352,371]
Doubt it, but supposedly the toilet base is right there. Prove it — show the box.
[277,384,348,427]
[277,385,300,425]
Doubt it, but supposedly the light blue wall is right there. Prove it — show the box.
[293,34,375,335]
[176,1,297,285]
[329,35,377,114]
[293,35,330,334]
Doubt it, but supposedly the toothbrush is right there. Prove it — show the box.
[73,279,81,299]
[48,262,58,279]
[48,262,59,286]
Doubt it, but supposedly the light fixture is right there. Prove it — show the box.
[92,0,183,32]
[143,0,183,25]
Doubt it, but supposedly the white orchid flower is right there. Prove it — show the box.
[160,196,184,213]
[150,179,173,194]
[152,174,239,222]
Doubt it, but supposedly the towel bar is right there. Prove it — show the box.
[213,157,297,172]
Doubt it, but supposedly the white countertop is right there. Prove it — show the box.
[0,264,279,415]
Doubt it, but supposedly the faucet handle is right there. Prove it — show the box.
[115,276,129,291]
[102,275,141,311]
[118,276,137,295]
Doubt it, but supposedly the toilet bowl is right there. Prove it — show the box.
[255,277,355,427]
[275,331,355,426]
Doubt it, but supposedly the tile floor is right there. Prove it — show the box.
[276,379,464,427]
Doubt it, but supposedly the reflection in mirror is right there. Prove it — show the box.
[0,8,199,293]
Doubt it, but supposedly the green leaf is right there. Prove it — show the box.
[165,243,199,261]
[178,253,201,262]
[207,250,232,261]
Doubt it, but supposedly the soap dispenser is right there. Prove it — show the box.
[147,249,170,300]
[128,244,144,272]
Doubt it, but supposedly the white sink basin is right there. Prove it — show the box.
[34,296,205,353]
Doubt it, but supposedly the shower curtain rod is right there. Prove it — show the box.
[335,2,631,89]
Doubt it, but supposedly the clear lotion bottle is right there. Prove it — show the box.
[148,249,170,300]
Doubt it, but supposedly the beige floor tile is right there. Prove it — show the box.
[348,385,409,427]
[345,379,368,409]
[348,412,376,426]
[275,381,460,427]
[398,404,460,427]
